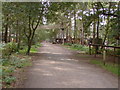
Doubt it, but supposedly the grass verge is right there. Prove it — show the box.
[90,60,119,76]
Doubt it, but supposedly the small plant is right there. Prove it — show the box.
[3,76,16,84]
[2,55,32,87]
[2,42,18,59]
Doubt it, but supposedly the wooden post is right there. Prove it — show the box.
[103,47,106,65]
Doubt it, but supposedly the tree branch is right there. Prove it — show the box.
[31,17,41,31]
[28,15,32,39]
[98,2,118,18]
[23,27,29,39]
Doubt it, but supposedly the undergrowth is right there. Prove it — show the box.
[19,43,42,54]
[0,42,38,88]
[64,43,89,53]
[1,54,32,88]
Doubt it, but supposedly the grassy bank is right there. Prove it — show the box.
[90,60,119,76]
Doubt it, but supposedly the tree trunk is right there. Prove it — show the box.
[74,9,77,43]
[118,2,120,45]
[26,41,31,55]
[66,28,68,42]
[96,16,99,39]
[93,21,96,44]
[17,28,21,52]
[102,2,111,45]
[16,20,19,43]
[26,8,41,55]
[81,10,84,45]
[8,28,11,42]
[92,6,96,44]
[26,30,36,55]
[4,14,9,43]
[96,7,100,54]
[2,27,4,42]
[4,24,8,43]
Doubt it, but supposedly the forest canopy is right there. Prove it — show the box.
[1,2,120,55]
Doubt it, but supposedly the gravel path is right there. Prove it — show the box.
[23,42,118,88]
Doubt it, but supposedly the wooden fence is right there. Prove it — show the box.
[89,44,120,65]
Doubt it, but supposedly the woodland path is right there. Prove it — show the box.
[23,42,118,88]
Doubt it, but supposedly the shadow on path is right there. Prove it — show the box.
[23,42,118,88]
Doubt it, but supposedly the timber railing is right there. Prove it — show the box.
[89,44,120,65]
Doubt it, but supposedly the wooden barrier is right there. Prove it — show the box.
[89,44,120,65]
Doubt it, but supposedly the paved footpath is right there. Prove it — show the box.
[24,42,118,88]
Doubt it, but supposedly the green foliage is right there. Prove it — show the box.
[116,49,120,55]
[30,43,42,53]
[90,60,119,76]
[64,43,72,46]
[2,55,32,87]
[2,42,18,59]
[19,43,42,54]
[71,44,89,52]
[3,76,16,85]
[64,43,89,53]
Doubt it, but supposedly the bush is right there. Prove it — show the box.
[116,49,120,55]
[3,76,16,85]
[64,43,89,53]
[71,44,89,52]
[2,42,18,59]
[64,43,72,46]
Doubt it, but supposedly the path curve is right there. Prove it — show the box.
[24,42,118,88]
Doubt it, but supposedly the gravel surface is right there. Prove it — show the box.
[23,42,118,88]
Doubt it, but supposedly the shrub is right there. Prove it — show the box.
[116,49,120,55]
[3,76,16,85]
[2,42,18,59]
[64,43,89,53]
[64,43,72,46]
[71,44,89,52]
